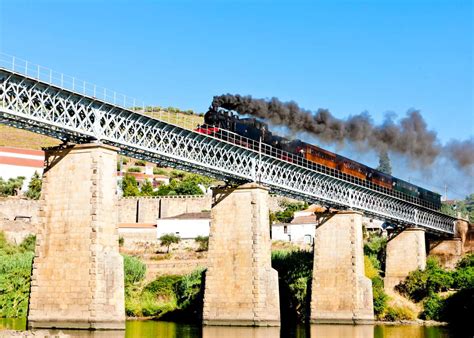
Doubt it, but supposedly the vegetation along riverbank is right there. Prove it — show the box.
[0,230,472,333]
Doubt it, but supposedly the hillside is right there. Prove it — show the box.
[0,109,205,150]
[0,125,60,150]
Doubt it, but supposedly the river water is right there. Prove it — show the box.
[0,318,459,338]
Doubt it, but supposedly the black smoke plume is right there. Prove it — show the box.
[212,94,473,170]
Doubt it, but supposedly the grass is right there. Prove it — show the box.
[0,125,60,149]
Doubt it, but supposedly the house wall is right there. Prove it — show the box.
[271,223,315,243]
[157,218,210,239]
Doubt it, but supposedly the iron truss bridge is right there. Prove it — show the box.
[0,56,456,235]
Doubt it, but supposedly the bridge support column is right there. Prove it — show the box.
[310,211,374,324]
[28,144,125,330]
[384,228,426,292]
[203,183,280,326]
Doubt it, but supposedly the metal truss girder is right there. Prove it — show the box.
[0,68,456,235]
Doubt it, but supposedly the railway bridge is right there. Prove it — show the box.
[0,54,463,329]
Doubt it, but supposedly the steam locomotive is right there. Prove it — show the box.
[196,108,442,210]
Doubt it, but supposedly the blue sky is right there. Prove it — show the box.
[0,0,472,196]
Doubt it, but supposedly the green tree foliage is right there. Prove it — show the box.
[123,254,146,286]
[140,179,154,196]
[135,160,147,166]
[0,176,25,197]
[125,267,205,320]
[271,250,313,323]
[154,172,211,197]
[159,233,181,253]
[272,202,309,223]
[0,232,36,318]
[122,174,140,197]
[153,167,168,175]
[376,150,392,175]
[395,253,474,327]
[25,172,42,200]
[396,257,453,302]
[194,236,209,251]
[127,167,142,173]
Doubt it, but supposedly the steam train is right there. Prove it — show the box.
[196,108,442,210]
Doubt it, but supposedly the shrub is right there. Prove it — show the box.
[364,255,388,318]
[194,236,209,251]
[19,235,36,253]
[153,167,168,176]
[421,293,444,321]
[127,167,142,173]
[452,267,474,290]
[0,232,35,318]
[456,253,474,269]
[135,160,146,167]
[396,257,452,302]
[118,236,124,247]
[383,304,416,321]
[175,268,205,310]
[123,255,146,285]
[271,250,313,323]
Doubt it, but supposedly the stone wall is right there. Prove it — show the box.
[429,239,463,270]
[118,195,211,223]
[28,144,125,330]
[0,197,40,223]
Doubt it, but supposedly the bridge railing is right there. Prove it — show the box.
[0,52,146,111]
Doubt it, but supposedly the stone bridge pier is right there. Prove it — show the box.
[310,210,374,324]
[384,228,426,292]
[203,183,280,326]
[28,144,125,330]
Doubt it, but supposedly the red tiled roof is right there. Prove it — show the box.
[0,147,44,156]
[0,157,44,168]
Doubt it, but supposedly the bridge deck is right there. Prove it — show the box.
[0,55,457,235]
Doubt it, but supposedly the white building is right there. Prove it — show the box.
[272,204,385,244]
[0,147,44,191]
[156,211,211,239]
[272,205,320,244]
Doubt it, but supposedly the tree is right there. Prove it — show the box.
[140,179,154,196]
[159,233,181,253]
[376,150,392,175]
[122,174,140,197]
[0,176,25,196]
[25,171,42,200]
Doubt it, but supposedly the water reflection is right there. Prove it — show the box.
[0,318,457,338]
[0,318,26,331]
[203,326,280,338]
[310,324,373,338]
[374,325,452,338]
[126,320,200,338]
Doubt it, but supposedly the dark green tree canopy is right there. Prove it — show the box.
[376,150,392,175]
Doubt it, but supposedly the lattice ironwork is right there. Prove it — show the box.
[0,67,456,235]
